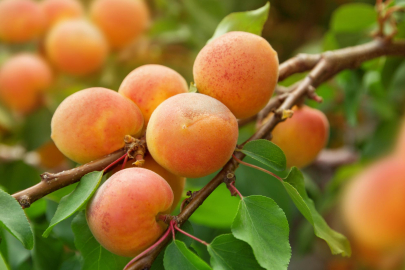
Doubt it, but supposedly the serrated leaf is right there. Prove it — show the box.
[164,240,212,270]
[207,2,270,44]
[284,168,351,256]
[232,195,291,270]
[331,3,376,33]
[240,139,286,171]
[71,211,130,270]
[208,234,264,270]
[0,189,33,250]
[189,82,198,93]
[43,171,103,237]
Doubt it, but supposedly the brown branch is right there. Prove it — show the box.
[126,38,405,270]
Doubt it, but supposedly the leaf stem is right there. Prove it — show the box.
[103,153,128,173]
[174,224,208,246]
[232,154,283,182]
[121,154,129,170]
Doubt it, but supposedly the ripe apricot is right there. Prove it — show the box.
[41,0,84,30]
[112,154,185,213]
[0,53,52,114]
[36,141,66,169]
[45,19,108,76]
[86,168,173,257]
[51,87,144,164]
[90,0,149,50]
[118,65,188,126]
[193,31,279,119]
[146,93,238,178]
[271,106,329,168]
[341,156,405,252]
[0,0,44,43]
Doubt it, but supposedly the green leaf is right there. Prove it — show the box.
[207,2,270,44]
[164,240,212,270]
[32,224,64,270]
[0,189,33,250]
[43,171,103,237]
[208,234,264,270]
[22,108,52,151]
[0,251,10,270]
[331,3,376,33]
[240,139,286,171]
[231,196,291,270]
[71,211,130,270]
[189,82,198,93]
[284,168,351,256]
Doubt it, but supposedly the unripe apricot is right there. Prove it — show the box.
[112,154,186,213]
[341,156,405,252]
[86,168,173,257]
[0,0,44,43]
[0,53,52,113]
[45,19,108,76]
[118,65,188,126]
[193,31,279,119]
[271,106,329,168]
[90,0,149,50]
[146,93,238,178]
[41,0,84,30]
[51,87,144,164]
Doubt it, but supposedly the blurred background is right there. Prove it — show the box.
[0,0,404,269]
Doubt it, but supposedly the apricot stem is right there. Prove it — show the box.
[232,154,283,182]
[173,224,208,246]
[103,153,128,173]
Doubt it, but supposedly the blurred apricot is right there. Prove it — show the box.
[90,0,150,50]
[37,141,66,169]
[0,0,44,43]
[45,19,108,76]
[41,0,84,30]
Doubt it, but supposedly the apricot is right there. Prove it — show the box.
[41,0,84,30]
[51,87,144,164]
[118,65,188,126]
[0,53,52,113]
[0,0,44,43]
[45,19,108,76]
[341,156,405,252]
[193,31,279,119]
[90,0,150,50]
[146,93,238,178]
[36,141,66,169]
[271,106,329,168]
[112,154,186,213]
[86,167,173,257]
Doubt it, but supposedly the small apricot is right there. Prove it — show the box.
[51,87,144,164]
[146,93,238,178]
[86,167,173,257]
[41,0,84,30]
[118,64,188,126]
[193,31,279,119]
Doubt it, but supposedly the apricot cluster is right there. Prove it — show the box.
[51,31,284,257]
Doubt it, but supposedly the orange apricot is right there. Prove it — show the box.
[193,31,279,119]
[112,154,185,213]
[36,141,66,169]
[90,0,150,50]
[118,64,188,126]
[0,0,44,43]
[51,87,144,164]
[0,53,52,113]
[146,93,238,178]
[341,156,405,252]
[86,167,173,257]
[45,19,108,76]
[271,106,329,168]
[41,0,84,30]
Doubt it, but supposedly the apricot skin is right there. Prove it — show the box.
[193,31,279,119]
[118,64,188,126]
[45,19,108,76]
[41,0,84,30]
[90,0,149,49]
[51,87,144,164]
[112,154,186,213]
[0,0,44,43]
[271,106,329,168]
[341,157,405,252]
[86,168,173,257]
[146,93,238,178]
[0,54,52,114]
